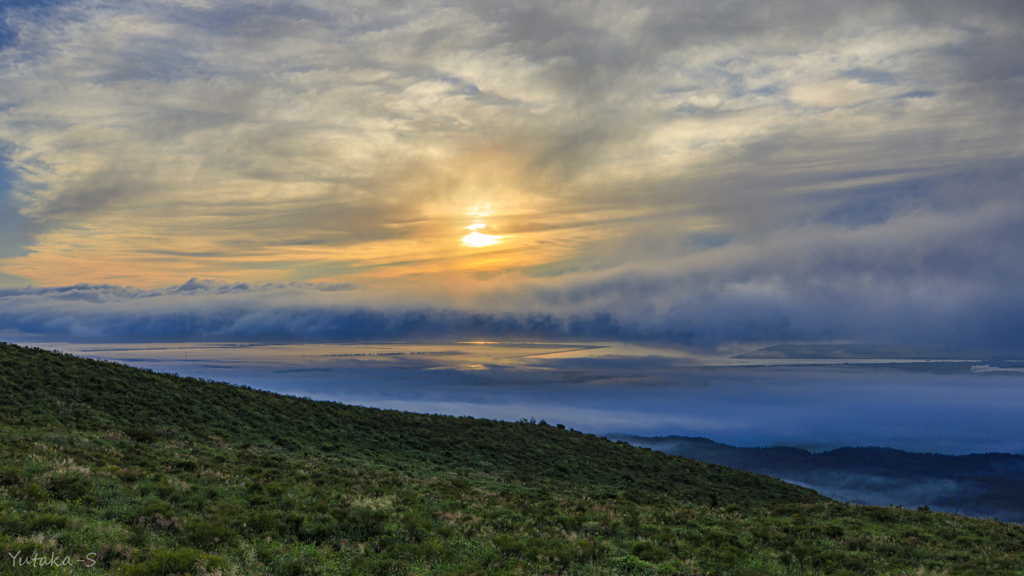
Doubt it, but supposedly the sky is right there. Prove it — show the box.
[1,0,1023,348]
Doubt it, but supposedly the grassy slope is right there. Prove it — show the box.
[0,342,1021,575]
[0,343,815,507]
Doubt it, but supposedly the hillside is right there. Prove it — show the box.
[0,342,815,507]
[614,435,1024,522]
[0,342,1022,575]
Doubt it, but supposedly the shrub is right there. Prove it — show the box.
[0,513,71,535]
[170,459,198,472]
[824,524,845,539]
[0,466,23,486]
[120,548,225,576]
[18,482,48,502]
[867,508,897,523]
[31,514,70,532]
[124,427,158,444]
[48,472,91,501]
[339,507,391,541]
[128,525,150,547]
[186,520,237,549]
[143,499,175,518]
[610,554,654,575]
[631,540,669,562]
[116,468,142,482]
[246,511,285,536]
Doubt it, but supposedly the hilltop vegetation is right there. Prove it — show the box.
[0,342,1023,575]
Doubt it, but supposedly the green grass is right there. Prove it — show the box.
[0,341,1022,575]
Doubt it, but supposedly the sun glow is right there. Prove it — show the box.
[462,223,501,248]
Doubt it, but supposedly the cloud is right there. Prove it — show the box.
[0,0,1021,283]
[0,0,1021,349]
[0,270,31,287]
[0,153,43,261]
[1,194,1023,350]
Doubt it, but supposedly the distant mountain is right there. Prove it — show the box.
[612,435,1024,522]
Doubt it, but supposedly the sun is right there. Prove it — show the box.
[462,223,500,248]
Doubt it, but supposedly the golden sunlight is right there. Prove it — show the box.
[462,223,501,248]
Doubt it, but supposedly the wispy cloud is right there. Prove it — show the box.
[2,195,1023,349]
[0,0,1022,348]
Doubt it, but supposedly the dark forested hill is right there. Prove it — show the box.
[1,341,1022,575]
[614,435,1024,522]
